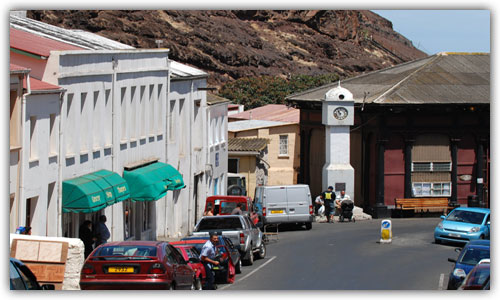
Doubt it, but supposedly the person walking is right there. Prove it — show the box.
[79,220,95,258]
[321,186,336,223]
[314,195,324,216]
[95,215,110,248]
[199,233,220,290]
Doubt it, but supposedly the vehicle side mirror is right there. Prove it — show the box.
[448,258,457,263]
[455,248,462,253]
[41,284,55,290]
[487,221,490,226]
[440,215,446,220]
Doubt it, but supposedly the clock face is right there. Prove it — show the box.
[333,107,348,120]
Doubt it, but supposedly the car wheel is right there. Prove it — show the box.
[169,282,175,290]
[305,222,312,230]
[435,238,441,245]
[235,258,242,274]
[255,242,266,259]
[243,248,254,266]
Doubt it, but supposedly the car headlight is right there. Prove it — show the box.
[469,227,481,233]
[453,268,466,278]
[437,222,444,230]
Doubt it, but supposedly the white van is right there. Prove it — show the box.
[254,185,314,230]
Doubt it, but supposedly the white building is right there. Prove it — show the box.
[9,13,228,240]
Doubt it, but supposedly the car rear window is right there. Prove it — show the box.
[446,210,486,225]
[94,245,157,260]
[219,201,247,214]
[196,217,243,230]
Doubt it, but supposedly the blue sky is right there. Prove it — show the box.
[372,10,490,55]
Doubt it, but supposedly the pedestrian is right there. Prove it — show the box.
[203,205,214,216]
[79,220,95,258]
[250,210,259,225]
[199,233,220,290]
[321,186,336,223]
[314,195,324,216]
[94,215,110,248]
[231,203,244,215]
[335,190,351,216]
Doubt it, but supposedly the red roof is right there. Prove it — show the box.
[23,76,62,91]
[229,104,299,123]
[10,27,83,57]
[10,63,30,72]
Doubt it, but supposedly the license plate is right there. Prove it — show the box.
[449,233,461,238]
[271,210,284,214]
[108,266,134,273]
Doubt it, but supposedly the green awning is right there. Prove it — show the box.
[123,162,186,201]
[62,169,130,213]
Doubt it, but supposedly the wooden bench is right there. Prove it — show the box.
[394,198,453,215]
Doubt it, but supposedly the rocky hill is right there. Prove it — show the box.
[28,10,427,87]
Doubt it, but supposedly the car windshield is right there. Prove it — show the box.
[196,217,243,230]
[459,248,490,265]
[446,210,485,225]
[93,245,157,260]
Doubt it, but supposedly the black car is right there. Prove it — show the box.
[181,235,242,274]
[10,257,55,290]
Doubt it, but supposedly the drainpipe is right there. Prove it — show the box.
[18,73,31,230]
[187,81,194,235]
[111,56,117,241]
[56,88,65,237]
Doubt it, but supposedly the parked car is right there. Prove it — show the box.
[446,240,490,290]
[80,241,195,290]
[179,235,242,273]
[434,207,490,244]
[205,195,253,216]
[173,238,237,284]
[171,244,206,290]
[458,260,490,290]
[254,184,314,230]
[227,172,247,196]
[10,257,55,290]
[192,215,265,266]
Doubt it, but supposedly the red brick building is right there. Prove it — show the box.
[287,53,490,218]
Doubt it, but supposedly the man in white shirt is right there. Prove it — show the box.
[199,233,220,289]
[335,190,351,216]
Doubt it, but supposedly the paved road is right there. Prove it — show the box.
[219,218,460,290]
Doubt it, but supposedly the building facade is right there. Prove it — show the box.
[287,53,490,217]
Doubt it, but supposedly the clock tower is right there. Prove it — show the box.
[322,85,355,201]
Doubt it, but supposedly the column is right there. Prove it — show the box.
[374,136,389,218]
[450,138,460,206]
[404,137,414,198]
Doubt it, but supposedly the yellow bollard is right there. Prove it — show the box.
[380,219,392,244]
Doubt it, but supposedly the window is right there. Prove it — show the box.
[65,94,74,154]
[279,135,288,156]
[168,100,176,142]
[412,162,452,172]
[120,87,127,141]
[149,85,155,135]
[157,84,163,134]
[80,92,88,152]
[228,158,239,173]
[140,86,146,138]
[92,91,100,149]
[412,182,451,197]
[104,90,112,146]
[29,116,37,160]
[130,86,137,140]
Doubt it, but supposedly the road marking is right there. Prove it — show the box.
[219,256,277,290]
[438,273,445,290]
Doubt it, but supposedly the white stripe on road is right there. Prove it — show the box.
[438,273,445,290]
[219,256,277,290]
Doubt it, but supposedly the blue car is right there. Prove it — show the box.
[434,207,490,244]
[446,240,490,290]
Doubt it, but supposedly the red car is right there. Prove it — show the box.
[173,239,236,284]
[171,244,206,290]
[80,241,195,290]
[205,195,252,215]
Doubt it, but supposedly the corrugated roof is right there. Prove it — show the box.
[207,93,231,105]
[286,52,490,105]
[10,14,207,79]
[24,76,62,91]
[228,120,294,132]
[10,63,30,73]
[229,104,299,123]
[10,27,83,57]
[228,137,269,152]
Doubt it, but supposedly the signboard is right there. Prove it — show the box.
[380,219,392,244]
